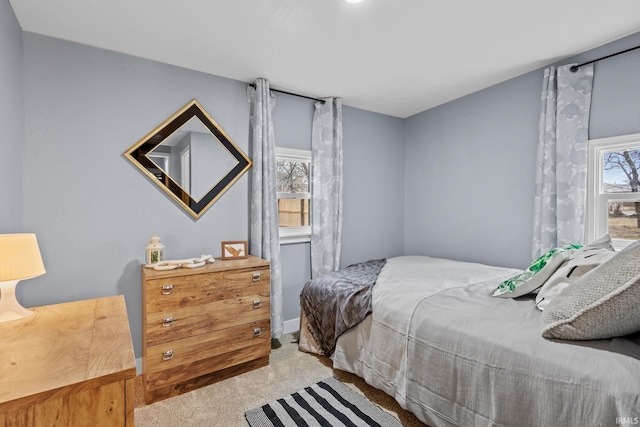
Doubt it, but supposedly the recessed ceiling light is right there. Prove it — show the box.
[344,0,368,4]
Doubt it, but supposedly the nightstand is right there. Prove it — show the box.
[0,295,136,426]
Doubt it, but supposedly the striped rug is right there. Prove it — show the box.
[245,377,402,427]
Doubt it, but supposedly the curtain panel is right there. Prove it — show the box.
[532,64,594,259]
[248,78,284,339]
[311,98,344,279]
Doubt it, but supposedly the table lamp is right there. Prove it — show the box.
[0,233,46,323]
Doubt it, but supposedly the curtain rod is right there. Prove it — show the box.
[248,83,325,103]
[570,44,640,72]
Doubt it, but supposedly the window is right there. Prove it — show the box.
[276,147,311,244]
[587,133,640,250]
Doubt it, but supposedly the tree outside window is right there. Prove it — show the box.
[277,159,310,228]
[275,147,312,243]
[603,149,640,238]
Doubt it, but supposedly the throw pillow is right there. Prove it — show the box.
[535,246,615,310]
[492,244,582,298]
[541,239,640,340]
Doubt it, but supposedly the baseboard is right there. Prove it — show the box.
[136,357,142,375]
[283,317,300,335]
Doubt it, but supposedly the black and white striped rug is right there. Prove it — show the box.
[245,377,402,427]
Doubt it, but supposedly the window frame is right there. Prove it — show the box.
[275,147,312,244]
[586,132,640,250]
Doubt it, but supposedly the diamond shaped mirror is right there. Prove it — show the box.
[124,99,252,219]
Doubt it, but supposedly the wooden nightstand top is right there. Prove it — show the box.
[0,295,136,412]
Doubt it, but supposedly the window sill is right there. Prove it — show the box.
[280,235,311,245]
[612,238,635,251]
[279,227,311,245]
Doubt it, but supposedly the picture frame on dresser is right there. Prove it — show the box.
[221,240,248,260]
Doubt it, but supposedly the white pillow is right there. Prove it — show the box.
[535,246,615,310]
[493,235,613,299]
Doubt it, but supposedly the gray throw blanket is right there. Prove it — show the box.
[300,259,387,356]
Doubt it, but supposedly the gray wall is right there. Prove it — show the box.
[21,34,251,358]
[586,34,640,139]
[342,106,405,266]
[18,33,404,357]
[403,72,540,268]
[273,94,405,322]
[404,31,640,269]
[0,0,23,232]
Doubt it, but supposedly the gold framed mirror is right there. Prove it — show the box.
[124,99,252,219]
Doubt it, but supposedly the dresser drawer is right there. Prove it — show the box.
[145,294,270,346]
[144,266,270,346]
[145,266,270,314]
[144,319,271,391]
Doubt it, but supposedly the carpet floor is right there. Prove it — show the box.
[134,333,428,427]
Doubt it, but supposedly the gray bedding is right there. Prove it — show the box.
[300,258,386,355]
[407,281,640,426]
[331,256,640,427]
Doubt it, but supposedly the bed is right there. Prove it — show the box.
[299,255,640,427]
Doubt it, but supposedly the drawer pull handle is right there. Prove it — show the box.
[162,316,174,327]
[162,284,174,295]
[253,300,261,309]
[252,272,261,282]
[162,350,174,361]
[253,328,262,337]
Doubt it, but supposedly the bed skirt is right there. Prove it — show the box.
[298,312,324,355]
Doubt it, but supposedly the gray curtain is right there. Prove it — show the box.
[532,64,594,259]
[247,78,283,339]
[311,98,343,278]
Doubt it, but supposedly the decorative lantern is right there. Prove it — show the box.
[145,236,165,267]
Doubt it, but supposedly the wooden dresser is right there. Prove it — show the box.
[0,296,136,427]
[142,255,271,403]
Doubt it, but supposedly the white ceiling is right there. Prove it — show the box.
[10,0,640,118]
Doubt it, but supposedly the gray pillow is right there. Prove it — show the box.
[541,239,640,340]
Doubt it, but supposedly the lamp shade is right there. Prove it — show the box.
[0,234,46,282]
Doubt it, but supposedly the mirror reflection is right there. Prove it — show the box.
[148,117,239,202]
[124,100,252,219]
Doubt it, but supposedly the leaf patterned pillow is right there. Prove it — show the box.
[492,245,583,298]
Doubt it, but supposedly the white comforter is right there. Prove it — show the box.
[332,256,640,427]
